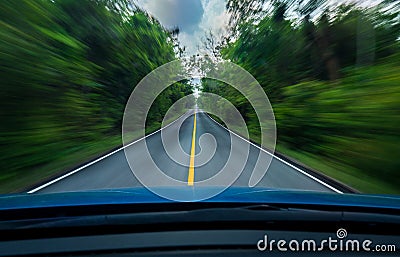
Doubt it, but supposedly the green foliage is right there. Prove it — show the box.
[0,0,191,192]
[204,1,400,193]
[275,63,400,192]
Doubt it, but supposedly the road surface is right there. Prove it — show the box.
[30,110,342,194]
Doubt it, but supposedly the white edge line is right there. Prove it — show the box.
[204,112,344,194]
[27,111,192,194]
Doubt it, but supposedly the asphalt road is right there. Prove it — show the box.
[32,110,340,194]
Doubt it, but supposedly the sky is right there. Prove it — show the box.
[136,0,229,56]
[135,0,384,57]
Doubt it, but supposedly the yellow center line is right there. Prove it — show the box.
[187,112,196,186]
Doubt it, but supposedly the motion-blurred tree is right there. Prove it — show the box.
[0,0,192,192]
[202,0,400,193]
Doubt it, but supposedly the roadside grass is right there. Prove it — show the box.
[0,115,180,194]
[0,136,121,194]
[276,144,400,195]
[208,112,400,195]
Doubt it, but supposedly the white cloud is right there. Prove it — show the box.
[179,0,230,55]
[137,0,204,33]
[199,0,229,35]
[136,0,229,56]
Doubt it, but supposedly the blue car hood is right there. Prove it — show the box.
[0,187,399,211]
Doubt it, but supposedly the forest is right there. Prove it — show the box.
[201,0,400,194]
[0,0,192,193]
[1,0,399,194]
